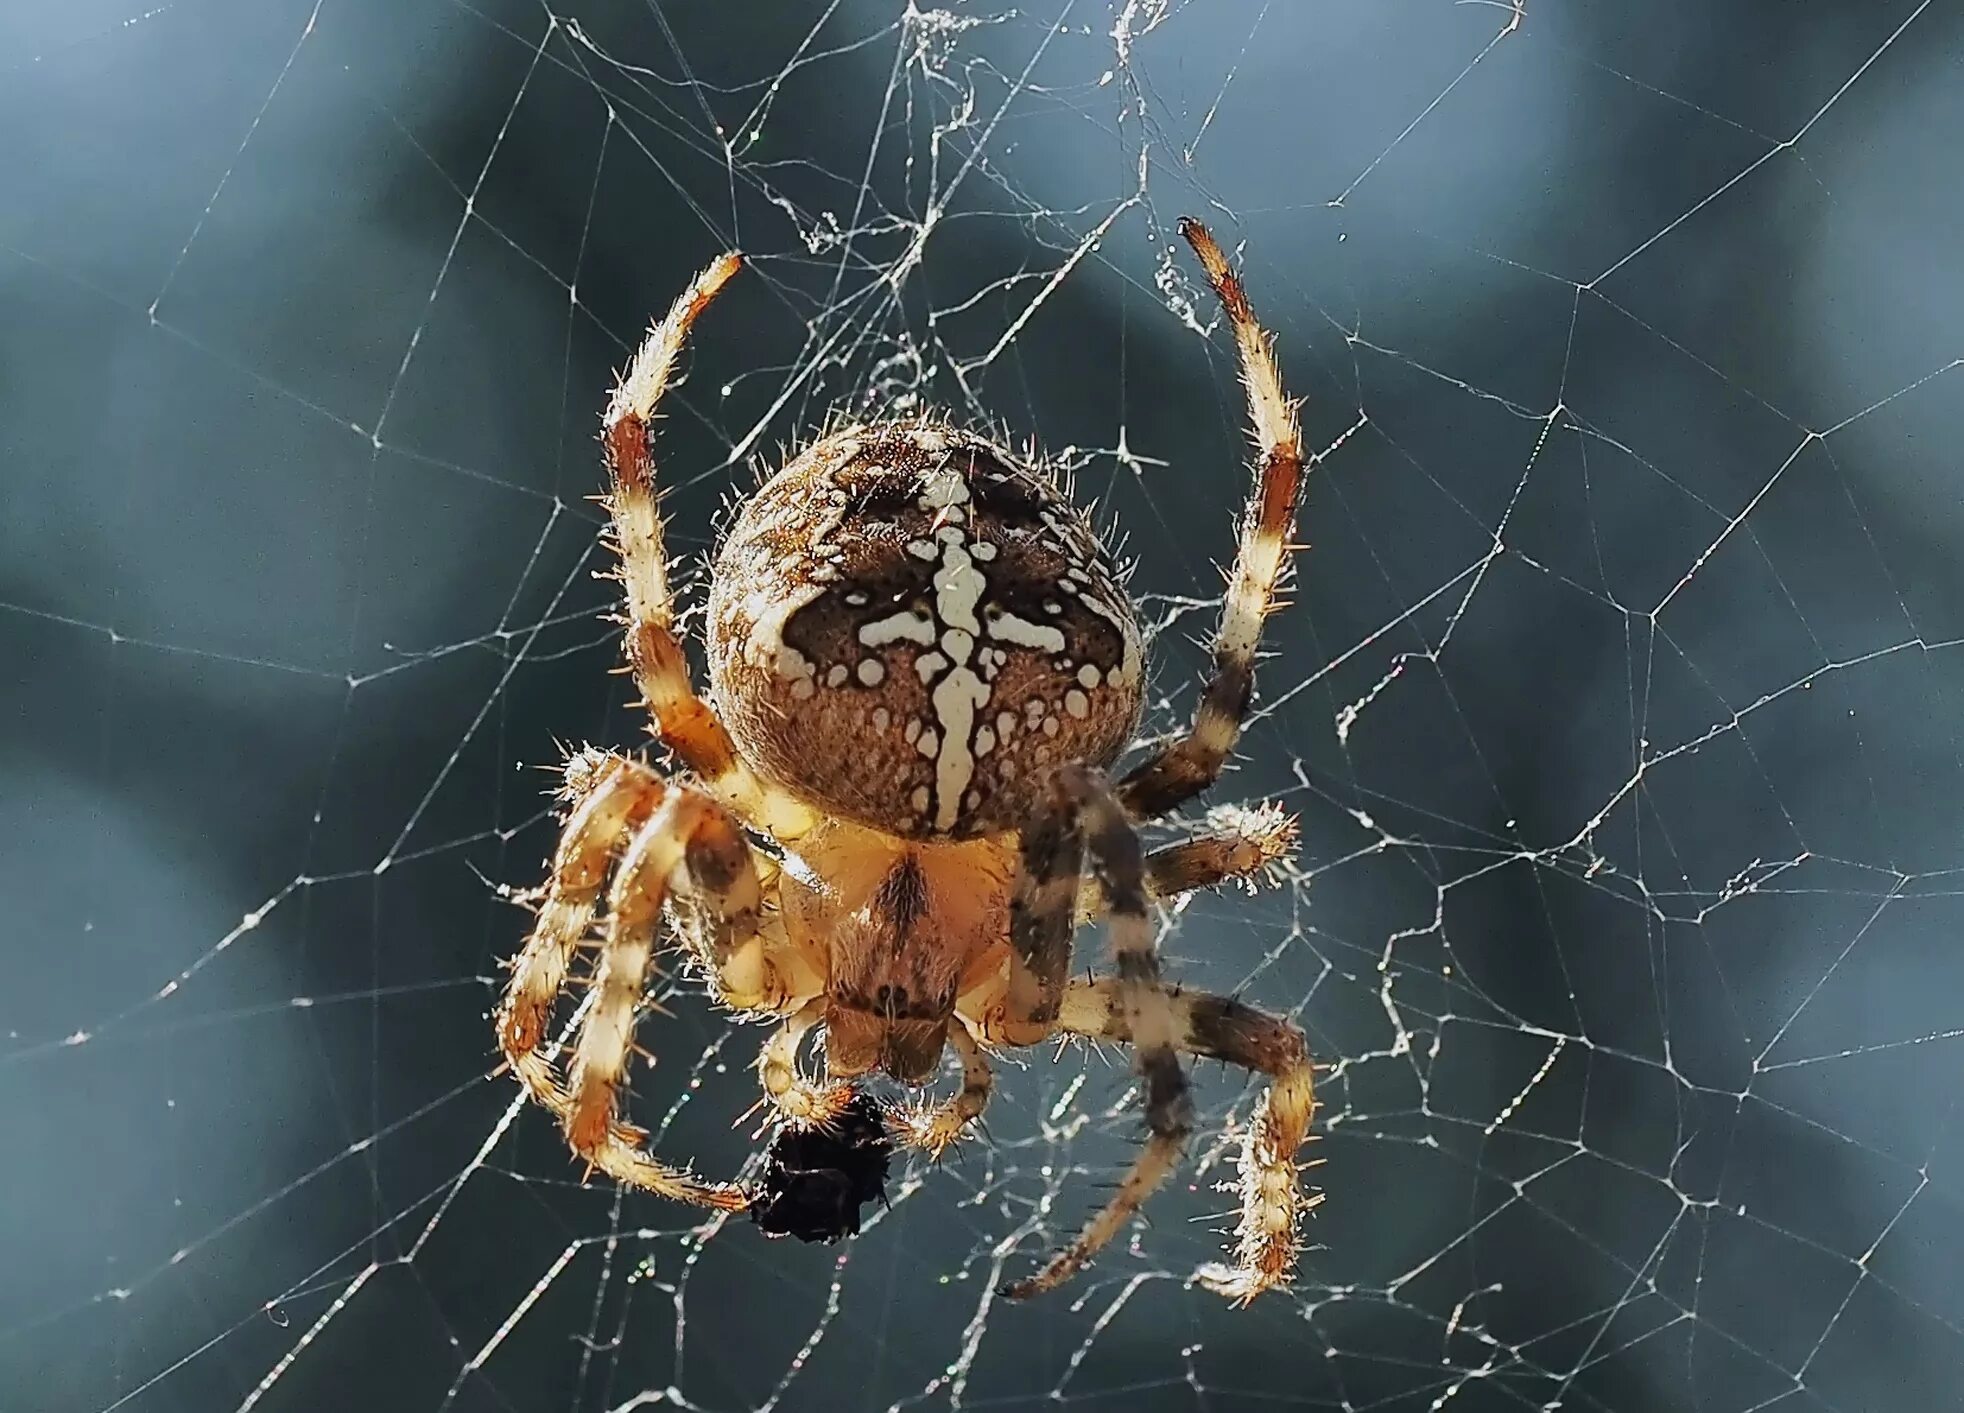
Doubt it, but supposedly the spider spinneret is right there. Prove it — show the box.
[497,219,1320,1304]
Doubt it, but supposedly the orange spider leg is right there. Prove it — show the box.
[1118,219,1307,821]
[1056,977,1319,1302]
[602,253,816,844]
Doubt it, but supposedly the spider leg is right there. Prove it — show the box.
[497,752,666,1102]
[1057,977,1318,1304]
[1118,219,1306,822]
[1076,802,1299,923]
[996,766,1089,1048]
[603,253,815,843]
[999,766,1194,1300]
[891,1020,994,1159]
[562,786,762,1210]
[664,783,822,1013]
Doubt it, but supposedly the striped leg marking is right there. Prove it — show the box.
[1000,766,1195,1299]
[555,787,751,1208]
[1119,218,1306,821]
[500,751,813,1209]
[1057,978,1319,1303]
[1076,801,1300,923]
[999,768,1089,1048]
[602,254,814,842]
[497,751,667,1102]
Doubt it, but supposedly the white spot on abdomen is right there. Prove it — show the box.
[928,666,990,829]
[986,611,1066,653]
[859,611,935,647]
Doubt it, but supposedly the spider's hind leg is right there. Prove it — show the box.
[602,252,815,844]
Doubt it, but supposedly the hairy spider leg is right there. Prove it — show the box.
[1118,219,1307,821]
[1057,977,1319,1304]
[500,748,831,1206]
[1075,802,1300,924]
[603,253,816,843]
[566,786,736,1199]
[1002,784,1297,1039]
[995,764,1089,1049]
[558,785,766,1207]
[999,766,1195,1299]
[498,753,665,1089]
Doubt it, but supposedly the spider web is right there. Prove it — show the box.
[5,0,1964,1409]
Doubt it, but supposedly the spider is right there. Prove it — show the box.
[496,218,1318,1303]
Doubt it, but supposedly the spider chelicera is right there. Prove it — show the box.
[497,219,1319,1301]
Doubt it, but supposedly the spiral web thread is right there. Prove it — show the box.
[4,2,1963,1410]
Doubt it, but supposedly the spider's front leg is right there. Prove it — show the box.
[997,765,1196,1299]
[603,253,815,844]
[1057,977,1318,1303]
[561,786,781,1202]
[1118,219,1307,822]
[498,750,665,1102]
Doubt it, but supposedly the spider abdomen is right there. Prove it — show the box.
[705,422,1143,839]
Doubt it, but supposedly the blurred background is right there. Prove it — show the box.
[5,1,1964,1409]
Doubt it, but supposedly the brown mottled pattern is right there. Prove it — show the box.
[705,422,1142,840]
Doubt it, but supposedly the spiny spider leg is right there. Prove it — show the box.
[996,761,1090,1048]
[1075,802,1300,923]
[558,783,772,1210]
[1000,766,1194,1299]
[1057,976,1318,1303]
[498,752,664,1097]
[603,253,815,842]
[1060,982,1319,1304]
[1119,219,1306,822]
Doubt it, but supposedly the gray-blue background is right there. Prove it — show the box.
[5,2,1963,1410]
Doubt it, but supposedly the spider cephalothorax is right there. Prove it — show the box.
[498,220,1319,1302]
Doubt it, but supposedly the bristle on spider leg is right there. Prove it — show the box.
[557,791,750,1211]
[1001,768,1194,1300]
[1118,220,1307,822]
